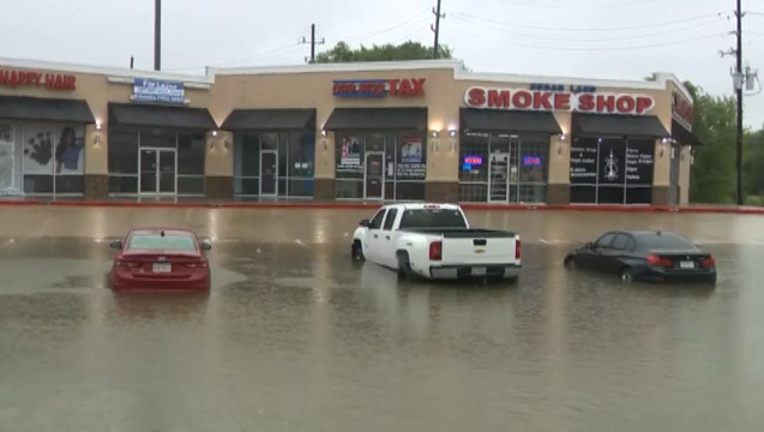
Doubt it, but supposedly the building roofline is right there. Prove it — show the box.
[210,59,461,76]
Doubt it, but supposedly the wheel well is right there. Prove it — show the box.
[619,265,632,275]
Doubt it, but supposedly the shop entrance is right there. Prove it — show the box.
[260,150,278,196]
[139,148,177,195]
[364,152,385,200]
[488,137,520,203]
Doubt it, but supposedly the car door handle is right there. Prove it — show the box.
[385,235,391,240]
[373,234,378,238]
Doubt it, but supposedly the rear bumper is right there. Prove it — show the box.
[111,267,211,291]
[638,268,717,283]
[429,263,521,280]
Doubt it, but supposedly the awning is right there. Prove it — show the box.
[460,108,562,134]
[672,119,703,146]
[323,108,427,130]
[573,114,670,138]
[109,103,216,129]
[221,109,315,130]
[0,95,94,123]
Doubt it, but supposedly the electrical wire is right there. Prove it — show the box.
[447,10,727,32]
[484,0,663,8]
[329,9,431,42]
[449,13,726,42]
[165,43,302,71]
[448,27,726,51]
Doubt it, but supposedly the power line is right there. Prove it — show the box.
[329,9,430,42]
[449,27,726,51]
[165,43,302,71]
[449,13,726,42]
[485,0,663,8]
[447,10,726,32]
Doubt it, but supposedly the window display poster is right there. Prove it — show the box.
[23,123,55,175]
[625,139,654,186]
[599,138,626,186]
[569,138,598,184]
[340,135,361,165]
[55,125,85,175]
[401,136,422,163]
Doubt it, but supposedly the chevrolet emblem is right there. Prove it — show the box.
[475,249,485,254]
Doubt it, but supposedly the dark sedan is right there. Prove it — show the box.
[564,230,716,284]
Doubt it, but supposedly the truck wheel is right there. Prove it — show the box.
[397,252,413,279]
[351,240,365,261]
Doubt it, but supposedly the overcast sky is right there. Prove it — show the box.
[1,0,762,128]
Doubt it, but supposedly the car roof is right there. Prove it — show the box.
[129,228,196,237]
[384,203,461,211]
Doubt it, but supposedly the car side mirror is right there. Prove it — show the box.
[585,242,595,249]
[110,240,123,250]
[200,240,212,251]
[359,219,370,228]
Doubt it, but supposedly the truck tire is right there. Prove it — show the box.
[397,251,414,279]
[351,240,365,261]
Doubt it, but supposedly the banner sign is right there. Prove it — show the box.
[132,78,185,104]
[672,89,694,131]
[333,78,425,97]
[465,87,655,115]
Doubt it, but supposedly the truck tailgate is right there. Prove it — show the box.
[442,236,518,265]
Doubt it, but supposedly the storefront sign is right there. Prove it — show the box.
[531,83,597,94]
[0,69,76,90]
[132,78,185,104]
[465,87,655,115]
[672,89,694,131]
[522,156,542,167]
[333,78,425,97]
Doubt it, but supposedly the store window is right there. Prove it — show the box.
[335,131,426,201]
[458,132,549,203]
[570,138,655,204]
[107,127,206,196]
[233,132,315,198]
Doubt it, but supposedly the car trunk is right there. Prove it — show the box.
[441,236,519,266]
[120,250,205,278]
[652,250,713,271]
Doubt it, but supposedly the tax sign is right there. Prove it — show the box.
[333,78,425,98]
[465,87,655,115]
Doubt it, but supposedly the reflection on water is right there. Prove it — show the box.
[0,239,761,431]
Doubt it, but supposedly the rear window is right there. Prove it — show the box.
[398,209,467,229]
[128,234,197,251]
[637,232,695,250]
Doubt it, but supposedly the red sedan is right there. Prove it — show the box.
[110,228,211,292]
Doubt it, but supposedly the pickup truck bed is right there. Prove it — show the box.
[401,228,517,238]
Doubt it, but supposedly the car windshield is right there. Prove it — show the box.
[127,233,197,251]
[398,208,467,229]
[637,232,695,250]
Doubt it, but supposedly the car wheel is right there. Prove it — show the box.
[397,252,413,279]
[619,267,634,283]
[564,255,576,270]
[351,240,365,261]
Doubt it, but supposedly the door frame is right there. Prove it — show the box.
[364,151,385,200]
[259,149,278,197]
[488,152,510,203]
[138,147,177,196]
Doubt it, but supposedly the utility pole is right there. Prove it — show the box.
[431,0,445,58]
[154,0,161,71]
[301,24,325,63]
[735,0,743,205]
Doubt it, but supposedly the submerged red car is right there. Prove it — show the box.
[110,228,212,292]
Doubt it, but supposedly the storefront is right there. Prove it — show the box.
[224,109,316,199]
[324,107,427,201]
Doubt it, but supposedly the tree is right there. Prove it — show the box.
[686,82,738,204]
[315,41,453,63]
[744,128,764,201]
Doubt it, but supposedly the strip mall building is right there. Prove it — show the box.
[0,58,700,205]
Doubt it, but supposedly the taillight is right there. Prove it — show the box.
[647,255,672,267]
[429,241,442,261]
[515,238,521,260]
[116,259,141,268]
[185,260,208,268]
[700,257,716,268]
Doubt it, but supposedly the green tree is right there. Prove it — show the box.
[315,41,453,63]
[686,82,738,203]
[744,128,764,200]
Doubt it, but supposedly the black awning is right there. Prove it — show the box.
[672,119,703,146]
[221,109,316,131]
[0,95,94,123]
[573,114,669,138]
[323,108,427,130]
[460,108,562,134]
[109,103,216,129]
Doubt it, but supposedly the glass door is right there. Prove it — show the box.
[158,149,176,195]
[488,152,509,202]
[140,149,158,194]
[364,152,384,200]
[260,150,278,196]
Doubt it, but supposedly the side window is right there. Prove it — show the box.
[611,234,630,250]
[369,210,387,230]
[596,233,616,248]
[383,208,398,231]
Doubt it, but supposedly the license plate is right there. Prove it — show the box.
[680,261,695,269]
[153,263,171,273]
[471,266,487,276]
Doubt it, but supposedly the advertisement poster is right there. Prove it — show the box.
[55,124,85,175]
[599,138,626,185]
[400,137,422,163]
[625,139,654,186]
[397,135,426,180]
[23,123,55,175]
[340,135,361,165]
[569,139,598,184]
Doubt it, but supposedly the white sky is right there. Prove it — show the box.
[1,0,762,128]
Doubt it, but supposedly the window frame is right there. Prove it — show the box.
[369,209,387,230]
[382,208,398,231]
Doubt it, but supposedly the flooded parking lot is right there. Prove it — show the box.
[1,207,763,431]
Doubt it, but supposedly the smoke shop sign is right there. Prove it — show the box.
[465,87,655,115]
[0,69,76,90]
[333,78,425,97]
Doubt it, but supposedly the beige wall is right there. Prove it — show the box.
[680,145,691,204]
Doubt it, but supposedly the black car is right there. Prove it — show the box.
[564,230,717,284]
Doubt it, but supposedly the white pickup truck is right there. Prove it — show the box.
[352,203,521,281]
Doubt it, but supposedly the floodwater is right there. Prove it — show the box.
[1,207,763,431]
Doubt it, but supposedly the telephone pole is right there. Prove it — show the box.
[301,24,325,63]
[154,0,161,71]
[735,0,743,205]
[431,0,445,58]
